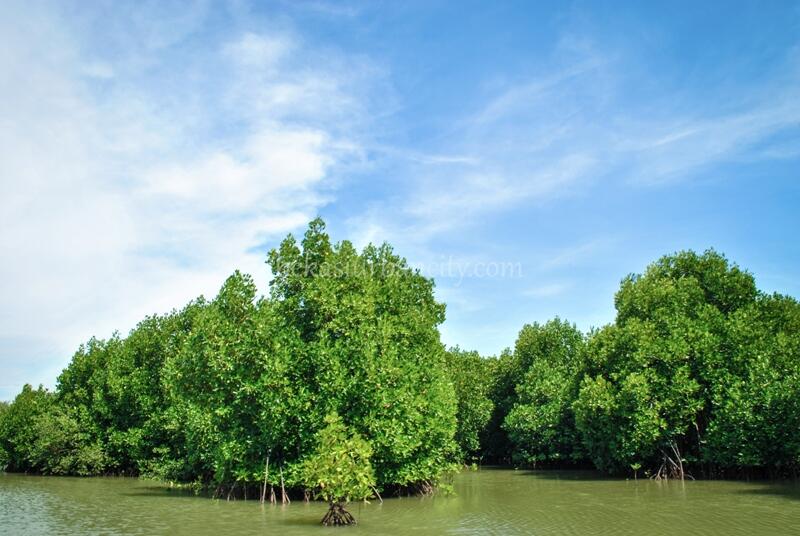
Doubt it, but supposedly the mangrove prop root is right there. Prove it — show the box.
[260,456,270,504]
[649,441,694,481]
[280,466,290,504]
[321,502,357,526]
[417,480,434,496]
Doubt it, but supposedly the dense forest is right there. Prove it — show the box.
[1,219,799,498]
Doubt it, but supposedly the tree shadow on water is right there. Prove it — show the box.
[121,486,203,499]
[513,469,614,482]
[738,484,800,502]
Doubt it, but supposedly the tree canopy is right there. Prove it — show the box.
[495,250,800,477]
[0,219,457,497]
[445,347,494,462]
[1,239,798,488]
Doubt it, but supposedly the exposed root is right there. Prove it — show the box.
[415,479,435,496]
[649,440,694,481]
[321,502,357,526]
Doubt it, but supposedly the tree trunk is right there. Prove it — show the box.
[260,456,269,504]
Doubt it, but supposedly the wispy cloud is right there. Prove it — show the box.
[280,0,363,18]
[0,1,380,396]
[524,282,572,298]
[352,33,800,252]
[621,95,800,184]
[2,1,798,395]
[339,27,799,358]
[538,239,618,271]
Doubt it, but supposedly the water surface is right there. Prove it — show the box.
[1,468,799,535]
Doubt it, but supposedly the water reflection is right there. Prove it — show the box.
[1,469,799,535]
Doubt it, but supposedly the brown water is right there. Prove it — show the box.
[1,468,799,535]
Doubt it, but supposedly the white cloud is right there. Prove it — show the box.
[0,1,375,398]
[2,2,798,396]
[141,127,332,212]
[225,32,292,69]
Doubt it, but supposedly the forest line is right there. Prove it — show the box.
[1,219,798,499]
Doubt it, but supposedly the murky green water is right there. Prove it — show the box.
[1,468,799,535]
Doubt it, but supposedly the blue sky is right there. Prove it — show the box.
[1,0,799,400]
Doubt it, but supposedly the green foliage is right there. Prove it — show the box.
[572,251,738,471]
[0,219,457,492]
[296,413,376,504]
[265,219,458,487]
[704,293,800,469]
[55,301,205,476]
[503,319,586,465]
[28,406,107,475]
[614,249,757,323]
[162,271,299,485]
[2,354,155,476]
[481,348,518,462]
[486,249,799,476]
[444,347,494,461]
[3,242,798,483]
[573,250,782,474]
[156,220,458,490]
[479,320,588,466]
[0,385,54,472]
[0,401,8,467]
